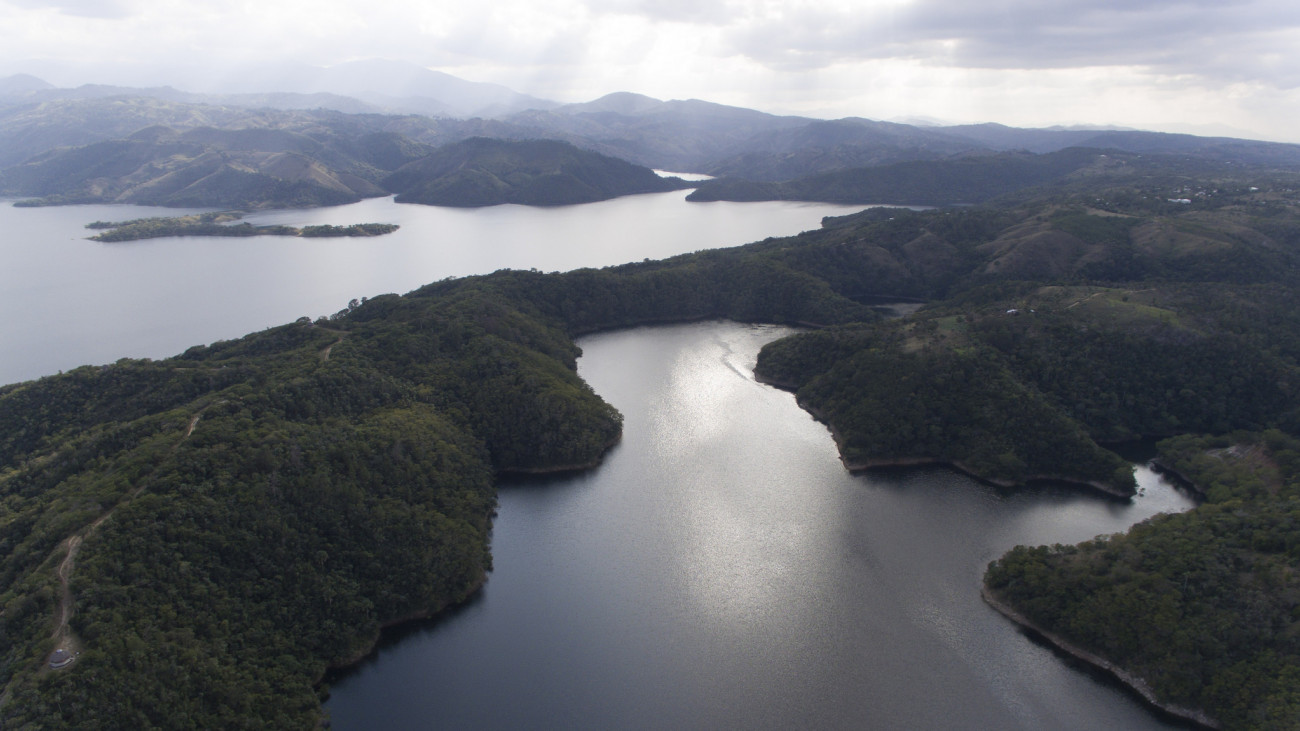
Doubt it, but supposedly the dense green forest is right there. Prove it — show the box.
[985,430,1300,729]
[5,158,1300,727]
[85,213,399,242]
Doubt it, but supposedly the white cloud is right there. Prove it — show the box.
[0,0,1298,141]
[5,0,134,19]
[721,0,1300,86]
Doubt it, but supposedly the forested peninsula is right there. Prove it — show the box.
[985,430,1300,729]
[381,137,695,207]
[5,153,1300,727]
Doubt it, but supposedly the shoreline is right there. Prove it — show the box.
[317,429,624,686]
[497,432,624,476]
[317,572,488,684]
[980,586,1220,729]
[569,314,839,342]
[846,454,1136,498]
[1148,458,1210,499]
[755,371,1135,499]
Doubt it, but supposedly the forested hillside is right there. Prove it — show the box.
[4,158,1300,727]
[985,430,1300,729]
[381,137,693,207]
[0,239,877,727]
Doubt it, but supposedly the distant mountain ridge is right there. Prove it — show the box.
[687,148,1108,205]
[0,124,433,208]
[4,69,1300,209]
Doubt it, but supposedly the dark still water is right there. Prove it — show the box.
[324,322,1197,730]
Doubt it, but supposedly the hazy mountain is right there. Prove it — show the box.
[0,96,550,169]
[505,92,808,171]
[1077,129,1300,167]
[0,63,556,121]
[198,59,557,118]
[937,123,1111,153]
[0,97,281,168]
[0,73,54,96]
[0,124,437,208]
[939,123,1300,167]
[554,91,666,116]
[0,78,386,115]
[6,76,1300,206]
[699,117,988,181]
[687,148,1115,205]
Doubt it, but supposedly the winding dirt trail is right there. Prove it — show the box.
[51,536,82,643]
[42,401,216,673]
[23,333,334,679]
[319,329,347,361]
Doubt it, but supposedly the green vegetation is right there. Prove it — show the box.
[757,323,1136,491]
[0,242,877,728]
[381,137,694,207]
[0,291,621,728]
[85,213,398,242]
[299,223,399,238]
[5,157,1300,727]
[985,431,1300,729]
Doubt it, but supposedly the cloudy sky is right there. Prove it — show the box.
[3,0,1299,142]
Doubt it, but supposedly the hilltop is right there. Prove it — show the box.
[381,137,693,207]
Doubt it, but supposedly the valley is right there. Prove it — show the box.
[2,70,1300,729]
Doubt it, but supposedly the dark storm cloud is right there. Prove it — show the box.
[723,0,1300,86]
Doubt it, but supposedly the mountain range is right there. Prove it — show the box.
[3,62,1300,209]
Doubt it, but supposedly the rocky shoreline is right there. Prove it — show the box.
[499,432,624,475]
[980,586,1221,729]
[319,429,624,693]
[318,572,488,685]
[1148,458,1210,499]
[754,371,1135,498]
[852,455,1136,498]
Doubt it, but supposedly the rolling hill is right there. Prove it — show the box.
[381,137,694,207]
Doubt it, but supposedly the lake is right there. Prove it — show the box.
[1,193,1197,728]
[322,322,1197,730]
[0,191,861,386]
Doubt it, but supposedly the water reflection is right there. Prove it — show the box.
[325,322,1197,730]
[0,195,860,385]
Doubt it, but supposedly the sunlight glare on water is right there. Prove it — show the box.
[325,321,1197,730]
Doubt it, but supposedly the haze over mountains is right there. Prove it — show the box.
[3,60,1300,209]
[0,60,554,119]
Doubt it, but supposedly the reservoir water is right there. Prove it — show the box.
[323,322,1197,730]
[0,194,1198,728]
[0,192,860,386]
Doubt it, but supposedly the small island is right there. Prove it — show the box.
[86,212,399,242]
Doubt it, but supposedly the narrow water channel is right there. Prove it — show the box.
[324,321,1197,729]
